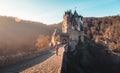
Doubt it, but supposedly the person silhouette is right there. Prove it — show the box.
[55,45,59,56]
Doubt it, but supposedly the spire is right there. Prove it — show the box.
[74,10,79,17]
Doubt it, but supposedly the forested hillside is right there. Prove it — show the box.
[0,16,57,56]
[83,15,120,51]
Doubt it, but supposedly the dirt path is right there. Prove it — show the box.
[0,46,64,73]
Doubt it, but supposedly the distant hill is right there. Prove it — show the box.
[0,16,61,56]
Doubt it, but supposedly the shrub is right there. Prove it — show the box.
[36,35,51,50]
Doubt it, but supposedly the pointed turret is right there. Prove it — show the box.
[73,10,79,17]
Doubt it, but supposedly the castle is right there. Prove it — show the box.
[61,10,84,44]
[62,10,83,33]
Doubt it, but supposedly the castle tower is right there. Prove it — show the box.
[62,10,72,33]
[61,10,72,44]
[62,14,68,33]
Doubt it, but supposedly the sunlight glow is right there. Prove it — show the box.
[15,17,21,22]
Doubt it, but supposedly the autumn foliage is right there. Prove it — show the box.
[36,35,51,50]
[83,15,120,51]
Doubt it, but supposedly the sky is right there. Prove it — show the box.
[0,0,120,24]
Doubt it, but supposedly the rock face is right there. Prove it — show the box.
[61,38,120,73]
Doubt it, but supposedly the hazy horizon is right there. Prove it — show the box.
[0,0,120,24]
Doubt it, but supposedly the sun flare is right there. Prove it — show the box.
[15,17,21,22]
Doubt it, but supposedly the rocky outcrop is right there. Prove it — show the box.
[61,38,120,73]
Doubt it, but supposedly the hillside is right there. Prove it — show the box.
[0,16,57,56]
[83,15,120,51]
